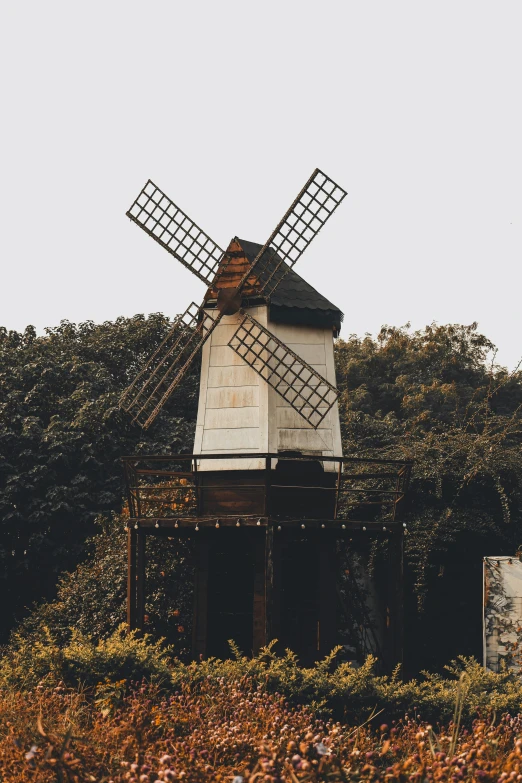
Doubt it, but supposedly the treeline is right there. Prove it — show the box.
[0,316,199,641]
[1,316,521,669]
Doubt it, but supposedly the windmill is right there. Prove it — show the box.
[120,169,347,434]
[120,170,409,666]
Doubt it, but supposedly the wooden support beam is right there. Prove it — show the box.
[318,535,337,659]
[384,531,404,671]
[127,528,137,631]
[264,524,274,645]
[192,535,209,660]
[253,530,266,654]
[136,531,146,631]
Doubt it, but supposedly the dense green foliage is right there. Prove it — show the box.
[1,315,521,668]
[5,660,522,783]
[17,513,194,656]
[2,627,522,725]
[336,323,522,667]
[0,316,198,640]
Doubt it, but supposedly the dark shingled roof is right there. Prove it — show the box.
[237,238,343,334]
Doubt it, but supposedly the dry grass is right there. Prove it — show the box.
[2,676,522,782]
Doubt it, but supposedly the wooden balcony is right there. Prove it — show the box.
[122,452,412,531]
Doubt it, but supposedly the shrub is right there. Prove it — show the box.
[0,624,172,689]
[4,627,522,726]
[168,646,522,724]
[16,513,194,655]
[3,674,522,781]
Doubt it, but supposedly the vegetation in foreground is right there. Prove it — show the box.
[1,630,522,779]
[2,644,522,782]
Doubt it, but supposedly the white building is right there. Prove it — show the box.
[193,238,344,473]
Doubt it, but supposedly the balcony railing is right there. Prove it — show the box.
[122,453,412,530]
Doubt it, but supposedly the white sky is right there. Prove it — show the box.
[1,2,521,368]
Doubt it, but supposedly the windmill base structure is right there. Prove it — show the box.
[124,451,410,668]
[120,170,412,670]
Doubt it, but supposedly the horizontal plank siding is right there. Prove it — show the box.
[206,386,259,409]
[194,302,342,473]
[202,427,260,451]
[204,406,259,430]
[278,428,334,452]
[208,365,260,388]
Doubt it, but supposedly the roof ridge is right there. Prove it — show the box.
[236,238,342,313]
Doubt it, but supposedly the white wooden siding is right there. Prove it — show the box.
[195,306,268,471]
[206,386,259,409]
[204,406,259,430]
[194,305,342,472]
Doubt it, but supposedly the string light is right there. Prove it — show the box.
[134,523,139,530]
[341,524,346,530]
[174,521,179,528]
[301,523,306,529]
[215,521,220,529]
[362,526,367,532]
[277,525,282,531]
[321,523,325,529]
[195,524,199,532]
[236,519,241,527]
[155,521,159,529]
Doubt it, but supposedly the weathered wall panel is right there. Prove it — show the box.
[194,304,342,473]
[483,556,522,672]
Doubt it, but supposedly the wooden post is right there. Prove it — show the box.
[265,457,271,517]
[264,523,274,646]
[136,530,146,631]
[192,535,209,660]
[253,530,266,654]
[318,535,337,658]
[272,527,282,649]
[384,531,404,671]
[127,527,137,631]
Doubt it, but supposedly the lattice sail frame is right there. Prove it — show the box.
[121,168,346,430]
[126,180,226,285]
[120,303,221,429]
[242,169,347,297]
[228,312,339,429]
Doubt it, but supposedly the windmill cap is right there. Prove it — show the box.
[237,238,344,334]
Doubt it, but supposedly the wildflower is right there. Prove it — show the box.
[25,745,37,761]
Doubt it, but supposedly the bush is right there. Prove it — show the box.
[167,646,522,724]
[0,624,172,689]
[16,513,194,655]
[3,672,522,781]
[0,315,199,642]
[3,627,522,725]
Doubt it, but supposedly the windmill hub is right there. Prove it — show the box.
[216,286,242,316]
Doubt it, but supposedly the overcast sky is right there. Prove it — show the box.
[1,2,521,367]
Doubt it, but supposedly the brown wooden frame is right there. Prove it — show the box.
[123,452,412,528]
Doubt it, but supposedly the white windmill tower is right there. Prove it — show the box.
[120,170,346,507]
[120,169,348,660]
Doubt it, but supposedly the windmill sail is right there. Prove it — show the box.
[241,169,347,297]
[228,312,339,429]
[122,168,347,431]
[126,180,226,285]
[120,303,221,429]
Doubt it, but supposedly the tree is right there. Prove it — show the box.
[4,316,522,670]
[335,323,522,668]
[0,315,198,640]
